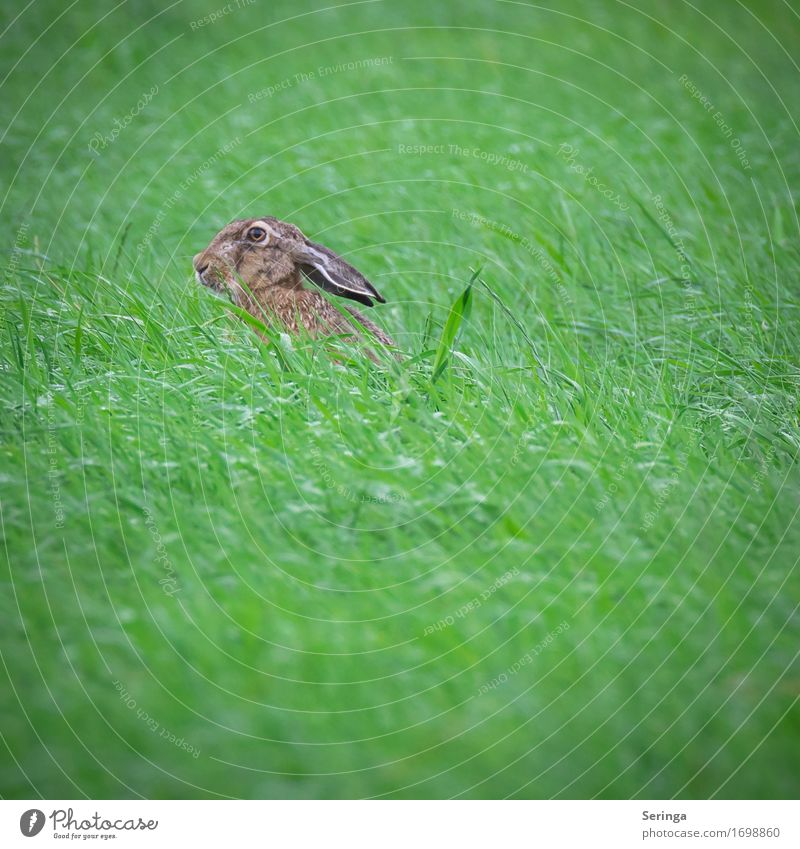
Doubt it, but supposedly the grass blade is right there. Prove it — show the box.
[432,266,479,381]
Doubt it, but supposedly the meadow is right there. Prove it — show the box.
[1,0,798,798]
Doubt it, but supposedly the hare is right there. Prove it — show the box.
[193,217,395,351]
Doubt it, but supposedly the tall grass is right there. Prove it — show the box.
[1,0,798,798]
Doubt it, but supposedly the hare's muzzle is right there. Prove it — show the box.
[193,252,213,287]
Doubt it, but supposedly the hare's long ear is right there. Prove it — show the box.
[292,239,385,307]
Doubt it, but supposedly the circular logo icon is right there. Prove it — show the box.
[19,809,46,837]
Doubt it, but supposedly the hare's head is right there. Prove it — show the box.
[193,217,385,306]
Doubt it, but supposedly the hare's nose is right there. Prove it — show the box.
[193,252,208,273]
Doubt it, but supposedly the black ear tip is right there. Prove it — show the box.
[366,283,385,304]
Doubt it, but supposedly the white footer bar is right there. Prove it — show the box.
[2,800,797,848]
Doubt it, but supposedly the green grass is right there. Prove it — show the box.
[1,0,799,799]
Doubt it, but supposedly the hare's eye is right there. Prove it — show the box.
[247,226,268,243]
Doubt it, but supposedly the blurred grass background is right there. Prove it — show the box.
[1,0,798,798]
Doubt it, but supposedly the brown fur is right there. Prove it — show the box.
[193,217,394,350]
